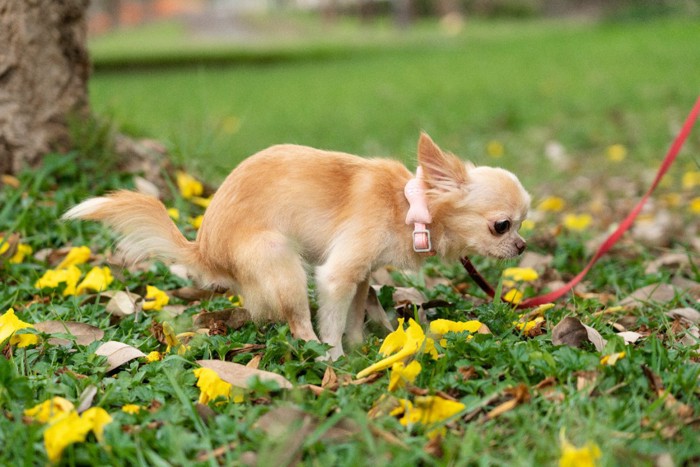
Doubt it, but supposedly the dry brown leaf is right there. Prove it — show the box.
[193,308,252,331]
[105,291,141,318]
[254,406,359,465]
[485,384,530,420]
[551,317,607,352]
[95,341,146,371]
[246,354,262,369]
[666,307,700,324]
[518,251,553,273]
[642,365,694,420]
[619,283,678,308]
[645,253,690,274]
[76,385,98,413]
[617,331,643,344]
[575,371,599,395]
[424,433,444,458]
[365,286,393,332]
[322,366,339,390]
[392,286,425,306]
[34,320,104,346]
[197,359,292,389]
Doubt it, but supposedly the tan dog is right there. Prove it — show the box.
[64,133,530,359]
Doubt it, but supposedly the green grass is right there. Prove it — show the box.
[1,16,699,466]
[89,17,700,194]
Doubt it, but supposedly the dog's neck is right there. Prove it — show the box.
[404,167,435,256]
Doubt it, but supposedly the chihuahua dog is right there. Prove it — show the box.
[64,133,530,359]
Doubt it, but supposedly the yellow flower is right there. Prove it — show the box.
[520,219,535,231]
[44,411,93,463]
[145,351,163,362]
[190,196,213,208]
[193,367,232,404]
[600,351,626,366]
[388,360,421,391]
[503,289,523,305]
[0,237,33,264]
[75,266,113,294]
[515,316,545,333]
[563,213,592,231]
[189,215,204,229]
[121,404,143,415]
[24,397,75,424]
[395,395,465,427]
[537,196,566,212]
[502,267,539,283]
[143,285,169,311]
[26,399,112,463]
[80,407,112,442]
[56,246,91,269]
[606,144,627,162]
[0,308,34,345]
[162,321,188,355]
[167,207,180,220]
[176,171,203,199]
[357,319,426,379]
[682,171,700,190]
[559,431,602,467]
[429,319,483,336]
[689,197,700,214]
[35,265,82,296]
[229,295,244,307]
[486,140,504,158]
[378,318,407,357]
[10,333,39,348]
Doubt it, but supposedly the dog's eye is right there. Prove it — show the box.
[494,220,511,235]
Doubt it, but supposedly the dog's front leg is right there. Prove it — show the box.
[315,261,369,360]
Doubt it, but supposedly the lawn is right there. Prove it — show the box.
[1,15,699,466]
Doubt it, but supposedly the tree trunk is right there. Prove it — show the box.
[0,0,91,174]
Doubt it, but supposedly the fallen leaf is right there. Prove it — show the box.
[645,253,690,274]
[246,354,262,369]
[392,287,426,306]
[551,317,607,352]
[194,308,252,331]
[133,176,160,198]
[196,359,292,390]
[105,291,141,318]
[619,284,678,308]
[76,385,98,413]
[517,251,553,273]
[617,331,643,344]
[666,307,700,324]
[485,384,530,420]
[322,366,338,390]
[95,341,146,372]
[34,321,104,346]
[365,286,394,332]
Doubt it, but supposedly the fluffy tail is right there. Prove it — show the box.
[63,190,200,269]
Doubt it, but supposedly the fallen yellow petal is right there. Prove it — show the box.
[563,213,592,232]
[0,308,34,344]
[143,285,169,311]
[537,196,566,212]
[44,411,93,463]
[75,266,113,294]
[378,318,407,357]
[56,246,91,269]
[176,171,203,199]
[502,267,539,282]
[121,404,142,415]
[399,395,465,427]
[503,289,523,305]
[80,407,112,443]
[388,360,422,391]
[559,431,602,467]
[193,367,232,404]
[24,397,75,424]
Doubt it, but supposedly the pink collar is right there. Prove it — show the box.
[404,167,435,255]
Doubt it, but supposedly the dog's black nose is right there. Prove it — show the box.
[515,239,527,255]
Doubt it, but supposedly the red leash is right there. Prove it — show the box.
[463,97,700,309]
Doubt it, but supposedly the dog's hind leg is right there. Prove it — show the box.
[235,232,318,343]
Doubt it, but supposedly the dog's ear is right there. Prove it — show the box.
[417,132,468,191]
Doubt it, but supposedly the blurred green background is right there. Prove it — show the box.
[87,0,700,197]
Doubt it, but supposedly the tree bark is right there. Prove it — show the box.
[0,0,91,174]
